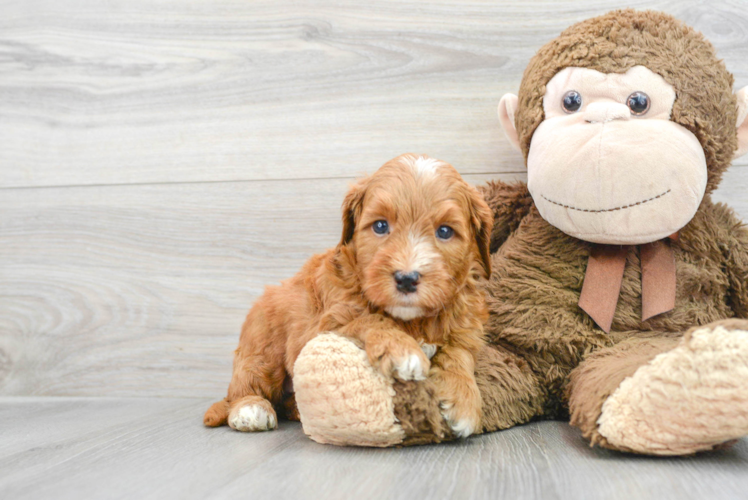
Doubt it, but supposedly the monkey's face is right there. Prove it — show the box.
[498,12,748,246]
[527,65,707,245]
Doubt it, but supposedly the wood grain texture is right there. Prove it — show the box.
[0,0,746,188]
[0,397,747,500]
[1,0,748,399]
[0,172,522,397]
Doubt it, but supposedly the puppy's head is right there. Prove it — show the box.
[340,154,492,321]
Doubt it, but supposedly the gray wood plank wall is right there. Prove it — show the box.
[1,0,747,397]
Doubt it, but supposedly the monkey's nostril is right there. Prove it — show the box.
[394,271,420,294]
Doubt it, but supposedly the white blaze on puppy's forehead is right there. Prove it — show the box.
[400,155,445,178]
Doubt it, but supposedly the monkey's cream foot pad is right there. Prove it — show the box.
[2,397,748,500]
[598,321,748,455]
[293,333,406,447]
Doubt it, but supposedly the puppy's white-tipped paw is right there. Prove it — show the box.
[229,404,277,432]
[448,418,477,439]
[440,402,479,438]
[395,353,427,381]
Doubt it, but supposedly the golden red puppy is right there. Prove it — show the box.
[204,153,492,437]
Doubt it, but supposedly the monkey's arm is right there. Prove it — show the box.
[726,221,748,318]
[477,180,534,252]
[710,200,748,318]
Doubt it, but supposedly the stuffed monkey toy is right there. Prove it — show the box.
[291,9,748,454]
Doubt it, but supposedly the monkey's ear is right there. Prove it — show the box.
[340,179,367,246]
[735,87,748,159]
[498,93,521,153]
[468,186,494,278]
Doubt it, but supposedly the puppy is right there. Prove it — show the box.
[204,153,492,437]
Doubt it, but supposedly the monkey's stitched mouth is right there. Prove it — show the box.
[540,189,671,213]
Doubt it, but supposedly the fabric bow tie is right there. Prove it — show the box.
[578,236,677,333]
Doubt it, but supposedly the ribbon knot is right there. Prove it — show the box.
[578,238,676,333]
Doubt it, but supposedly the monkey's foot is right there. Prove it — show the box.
[598,320,748,455]
[293,333,406,447]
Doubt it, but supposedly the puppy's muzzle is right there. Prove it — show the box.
[394,271,420,294]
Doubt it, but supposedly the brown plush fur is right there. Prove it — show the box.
[386,10,748,452]
[393,379,453,446]
[204,154,492,431]
[477,182,534,253]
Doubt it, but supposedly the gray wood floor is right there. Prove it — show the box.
[1,397,747,500]
[2,1,748,498]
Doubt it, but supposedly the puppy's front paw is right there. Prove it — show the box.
[228,399,278,432]
[440,401,480,438]
[365,331,431,381]
[395,352,429,381]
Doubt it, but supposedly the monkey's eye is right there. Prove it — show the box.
[436,225,454,240]
[627,91,650,116]
[372,220,389,235]
[562,91,583,113]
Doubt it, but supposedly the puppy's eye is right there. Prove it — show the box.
[562,91,582,113]
[372,220,389,235]
[627,91,650,116]
[436,225,454,240]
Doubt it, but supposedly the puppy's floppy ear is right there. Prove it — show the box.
[340,178,368,246]
[468,185,494,277]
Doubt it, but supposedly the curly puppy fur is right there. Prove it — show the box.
[204,154,492,437]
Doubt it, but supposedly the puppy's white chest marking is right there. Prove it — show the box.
[386,305,425,321]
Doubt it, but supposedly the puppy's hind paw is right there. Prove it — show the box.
[395,353,428,381]
[228,400,278,432]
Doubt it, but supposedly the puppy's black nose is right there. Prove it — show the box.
[394,271,420,294]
